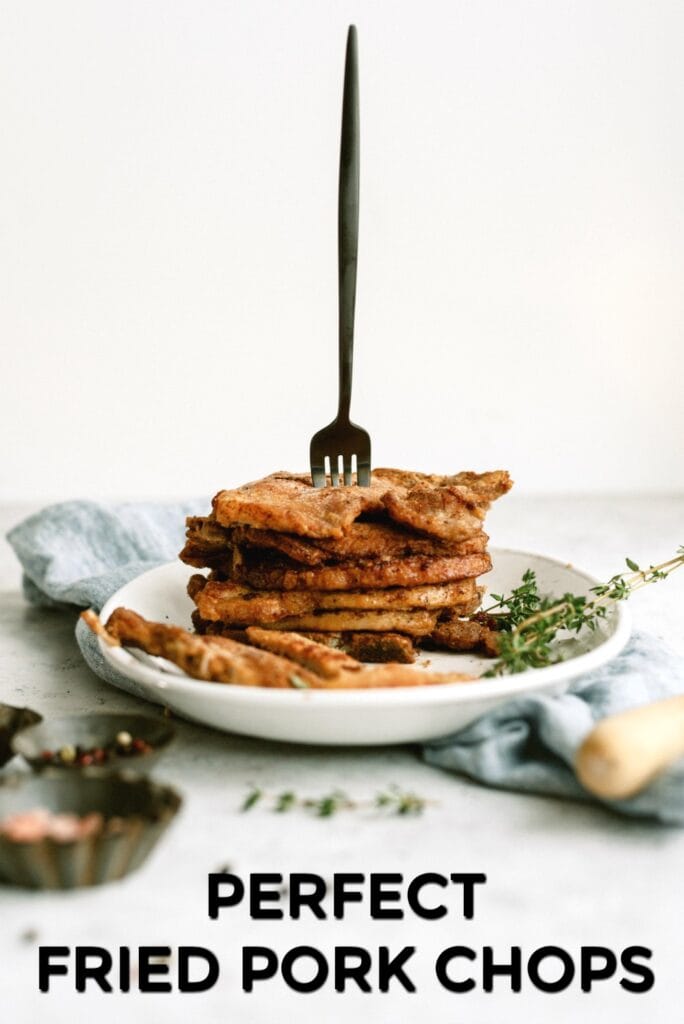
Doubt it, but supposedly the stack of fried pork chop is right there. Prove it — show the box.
[181,469,512,664]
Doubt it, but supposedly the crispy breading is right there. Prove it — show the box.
[210,469,511,541]
[82,608,473,688]
[258,608,439,636]
[180,517,235,570]
[245,627,361,678]
[192,614,418,664]
[231,551,492,592]
[318,664,474,689]
[212,472,388,539]
[382,485,485,541]
[374,468,512,501]
[234,523,489,564]
[310,631,417,664]
[233,525,332,565]
[191,611,247,642]
[181,517,489,572]
[380,470,512,542]
[189,575,480,624]
[81,608,321,688]
[427,613,501,656]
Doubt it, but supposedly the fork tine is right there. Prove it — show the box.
[343,455,353,486]
[357,458,371,487]
[309,444,326,488]
[328,455,338,487]
[311,463,326,489]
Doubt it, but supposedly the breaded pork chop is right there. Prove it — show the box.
[373,468,512,502]
[181,517,489,571]
[192,614,418,664]
[245,627,361,678]
[257,608,439,636]
[180,516,236,570]
[427,613,501,656]
[378,469,512,543]
[189,575,480,624]
[83,609,473,688]
[298,631,417,664]
[212,472,388,539]
[231,550,492,592]
[382,472,512,543]
[210,469,511,541]
[233,523,489,564]
[82,608,321,688]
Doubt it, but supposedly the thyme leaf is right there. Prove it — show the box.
[240,785,432,818]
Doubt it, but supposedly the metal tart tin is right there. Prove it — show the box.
[0,770,182,889]
[0,703,42,767]
[12,712,175,773]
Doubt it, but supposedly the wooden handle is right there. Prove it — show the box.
[576,695,684,800]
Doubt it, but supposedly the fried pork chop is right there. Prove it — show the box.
[212,472,388,539]
[189,575,480,624]
[229,550,491,592]
[373,468,512,501]
[244,627,361,678]
[257,608,439,636]
[180,518,488,570]
[83,609,474,688]
[296,631,417,664]
[192,614,418,664]
[82,608,321,688]
[380,471,513,543]
[428,612,501,656]
[209,469,511,541]
[237,523,488,563]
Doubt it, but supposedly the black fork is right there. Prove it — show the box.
[309,25,371,488]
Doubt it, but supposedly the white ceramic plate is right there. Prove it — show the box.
[97,550,630,746]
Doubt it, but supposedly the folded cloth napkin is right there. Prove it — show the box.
[7,500,684,823]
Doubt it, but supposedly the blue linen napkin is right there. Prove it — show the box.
[7,500,684,823]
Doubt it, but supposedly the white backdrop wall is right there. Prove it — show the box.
[1,0,682,501]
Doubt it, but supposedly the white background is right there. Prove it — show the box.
[1,0,682,501]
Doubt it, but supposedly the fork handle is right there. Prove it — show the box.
[337,25,359,424]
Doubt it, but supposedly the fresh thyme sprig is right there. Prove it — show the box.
[240,785,431,818]
[483,568,541,627]
[483,547,684,677]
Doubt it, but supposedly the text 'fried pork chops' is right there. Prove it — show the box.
[230,550,492,592]
[190,575,480,623]
[210,469,511,541]
[82,609,474,688]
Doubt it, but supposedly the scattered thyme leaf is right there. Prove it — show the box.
[375,785,428,816]
[275,791,296,813]
[241,786,263,812]
[239,786,432,818]
[311,790,351,817]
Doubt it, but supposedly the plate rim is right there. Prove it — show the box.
[96,547,632,708]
